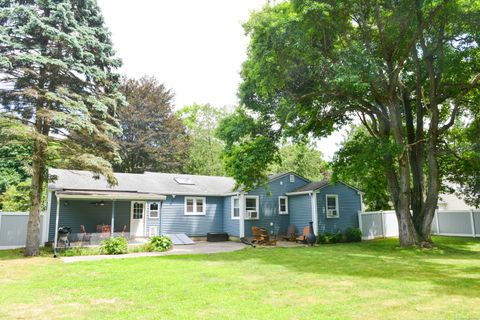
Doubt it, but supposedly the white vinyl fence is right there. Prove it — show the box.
[0,212,48,249]
[359,210,480,240]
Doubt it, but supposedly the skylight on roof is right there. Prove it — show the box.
[174,177,195,185]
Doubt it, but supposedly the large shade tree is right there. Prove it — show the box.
[0,0,125,256]
[223,0,480,246]
[115,76,190,174]
[176,103,227,176]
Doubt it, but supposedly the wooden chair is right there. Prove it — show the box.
[296,226,310,243]
[80,225,91,245]
[283,225,297,241]
[101,225,111,238]
[260,227,277,246]
[252,226,267,245]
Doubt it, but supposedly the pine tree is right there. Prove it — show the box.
[0,0,125,256]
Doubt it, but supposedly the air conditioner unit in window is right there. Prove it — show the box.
[328,209,338,217]
[246,211,258,219]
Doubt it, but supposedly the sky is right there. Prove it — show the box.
[97,0,345,159]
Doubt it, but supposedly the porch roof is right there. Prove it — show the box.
[55,190,166,201]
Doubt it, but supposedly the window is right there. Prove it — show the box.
[231,196,259,220]
[232,197,240,219]
[326,194,339,218]
[289,174,295,183]
[149,202,160,219]
[132,202,144,219]
[184,197,206,215]
[278,196,288,214]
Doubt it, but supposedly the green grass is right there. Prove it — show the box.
[1,236,479,320]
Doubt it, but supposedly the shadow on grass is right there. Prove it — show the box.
[160,236,480,298]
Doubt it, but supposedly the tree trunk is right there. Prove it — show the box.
[24,134,47,256]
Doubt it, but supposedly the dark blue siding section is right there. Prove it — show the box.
[243,174,310,237]
[48,197,130,242]
[160,195,223,236]
[289,194,313,235]
[316,184,361,233]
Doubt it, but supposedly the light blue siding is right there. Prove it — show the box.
[316,184,361,233]
[289,194,313,235]
[48,197,130,242]
[160,195,223,236]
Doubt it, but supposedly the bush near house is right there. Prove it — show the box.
[317,228,362,244]
[144,236,173,252]
[100,237,128,255]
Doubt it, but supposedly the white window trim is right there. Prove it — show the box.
[231,195,260,220]
[289,174,295,183]
[278,196,288,214]
[184,196,206,216]
[231,196,240,220]
[325,194,339,218]
[148,202,160,219]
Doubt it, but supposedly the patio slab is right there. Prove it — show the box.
[61,241,247,263]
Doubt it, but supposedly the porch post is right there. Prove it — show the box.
[53,194,60,250]
[311,191,318,235]
[111,200,116,237]
[239,192,246,238]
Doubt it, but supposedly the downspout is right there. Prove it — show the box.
[110,199,115,237]
[239,192,246,238]
[310,191,318,235]
[159,200,163,236]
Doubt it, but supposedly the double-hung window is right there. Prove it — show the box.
[184,197,206,215]
[326,194,339,218]
[231,196,259,220]
[278,196,288,214]
[149,202,160,219]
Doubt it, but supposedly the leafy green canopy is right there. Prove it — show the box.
[227,0,480,245]
[331,126,392,210]
[269,141,329,181]
[177,104,228,176]
[0,0,125,183]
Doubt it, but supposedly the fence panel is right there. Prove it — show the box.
[360,210,478,239]
[474,211,480,237]
[0,212,46,249]
[436,211,473,236]
[359,212,384,240]
[382,211,399,237]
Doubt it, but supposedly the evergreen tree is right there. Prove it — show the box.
[0,0,125,256]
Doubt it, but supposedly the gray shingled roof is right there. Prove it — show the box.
[290,180,329,193]
[48,169,236,196]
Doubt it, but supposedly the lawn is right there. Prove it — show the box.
[1,236,479,320]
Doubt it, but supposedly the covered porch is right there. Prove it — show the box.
[51,190,166,249]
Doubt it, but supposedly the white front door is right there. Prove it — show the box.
[130,201,146,237]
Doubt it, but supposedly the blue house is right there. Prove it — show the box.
[46,169,363,245]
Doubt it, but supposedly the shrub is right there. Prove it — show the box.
[144,236,173,252]
[100,237,128,255]
[330,230,343,244]
[345,228,362,242]
[317,233,328,244]
[317,230,343,244]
